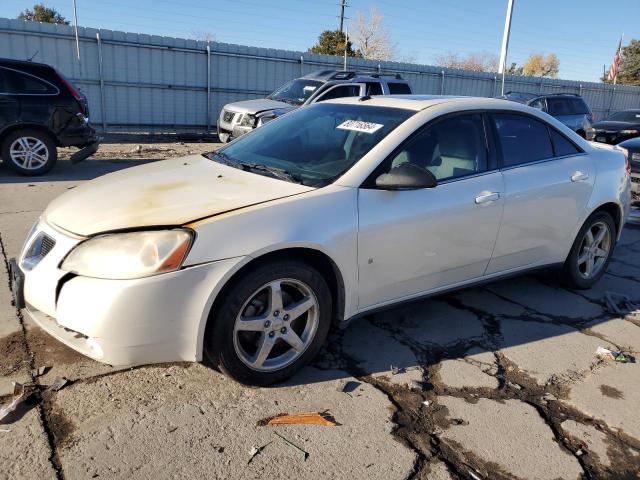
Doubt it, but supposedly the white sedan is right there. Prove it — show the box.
[10,96,631,385]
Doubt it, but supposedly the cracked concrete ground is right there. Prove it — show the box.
[2,141,640,479]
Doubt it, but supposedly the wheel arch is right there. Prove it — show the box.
[591,201,624,240]
[199,246,346,358]
[0,123,58,152]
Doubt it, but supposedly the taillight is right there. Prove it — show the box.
[54,70,83,102]
[626,157,632,175]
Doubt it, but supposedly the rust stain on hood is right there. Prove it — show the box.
[45,155,315,236]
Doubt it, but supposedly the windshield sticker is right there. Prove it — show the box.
[337,120,384,134]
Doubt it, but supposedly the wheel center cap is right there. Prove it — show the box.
[271,318,284,330]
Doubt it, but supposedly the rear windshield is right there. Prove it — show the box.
[546,97,590,115]
[606,111,640,122]
[268,78,323,105]
[213,103,414,187]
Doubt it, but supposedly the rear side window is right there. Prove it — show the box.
[1,67,58,95]
[492,113,553,167]
[365,82,383,95]
[546,98,571,116]
[550,129,582,157]
[388,82,411,94]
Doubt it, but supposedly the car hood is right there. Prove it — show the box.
[592,121,640,131]
[619,137,640,150]
[45,155,314,236]
[225,98,297,115]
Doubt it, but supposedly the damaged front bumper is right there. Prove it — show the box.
[14,220,245,366]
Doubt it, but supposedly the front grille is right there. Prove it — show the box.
[222,110,236,123]
[40,235,55,257]
[21,233,56,270]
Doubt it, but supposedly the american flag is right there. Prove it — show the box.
[607,37,623,82]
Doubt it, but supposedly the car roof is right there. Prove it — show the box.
[323,95,532,112]
[0,57,52,69]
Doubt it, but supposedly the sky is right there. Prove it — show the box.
[2,0,638,82]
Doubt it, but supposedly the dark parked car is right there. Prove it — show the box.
[499,92,593,138]
[618,137,640,203]
[0,57,98,175]
[591,109,640,145]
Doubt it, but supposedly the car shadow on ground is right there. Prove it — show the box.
[276,237,640,389]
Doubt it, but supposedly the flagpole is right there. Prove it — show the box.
[613,33,623,85]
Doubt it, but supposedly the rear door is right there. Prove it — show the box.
[486,112,595,274]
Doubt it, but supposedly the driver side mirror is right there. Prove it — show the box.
[375,162,438,190]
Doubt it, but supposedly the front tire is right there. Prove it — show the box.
[1,129,57,176]
[561,211,616,289]
[204,260,332,386]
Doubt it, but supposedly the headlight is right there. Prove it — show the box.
[61,230,193,280]
[620,129,639,135]
[239,114,255,127]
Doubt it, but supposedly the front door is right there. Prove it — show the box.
[357,113,504,309]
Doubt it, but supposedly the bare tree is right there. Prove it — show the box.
[434,52,499,72]
[350,7,396,61]
[191,31,216,42]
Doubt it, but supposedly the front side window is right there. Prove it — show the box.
[365,82,383,95]
[1,68,57,94]
[211,103,414,187]
[388,113,488,181]
[268,79,323,105]
[492,113,553,167]
[568,98,590,115]
[316,84,361,102]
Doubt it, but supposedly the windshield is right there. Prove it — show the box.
[268,79,323,105]
[210,103,414,187]
[606,111,640,122]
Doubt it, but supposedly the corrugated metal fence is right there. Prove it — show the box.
[2,17,640,133]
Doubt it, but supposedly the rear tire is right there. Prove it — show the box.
[561,211,616,289]
[204,260,332,386]
[1,129,57,176]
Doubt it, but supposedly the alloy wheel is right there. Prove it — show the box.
[233,278,319,372]
[9,137,50,170]
[577,221,611,279]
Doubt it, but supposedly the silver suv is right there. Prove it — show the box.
[499,92,594,138]
[217,70,412,142]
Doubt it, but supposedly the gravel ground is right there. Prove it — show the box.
[1,140,640,479]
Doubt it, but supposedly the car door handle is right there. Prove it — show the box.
[571,171,589,182]
[475,192,501,204]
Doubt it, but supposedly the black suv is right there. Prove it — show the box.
[499,92,593,138]
[0,58,99,175]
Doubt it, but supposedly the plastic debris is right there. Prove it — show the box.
[261,411,339,427]
[247,441,271,464]
[596,346,635,364]
[337,380,360,396]
[274,432,310,461]
[596,346,617,361]
[422,400,431,407]
[50,377,69,391]
[0,383,28,422]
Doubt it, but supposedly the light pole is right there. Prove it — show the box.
[72,0,81,62]
[497,0,514,96]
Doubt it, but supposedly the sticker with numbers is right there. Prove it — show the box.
[337,120,384,134]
